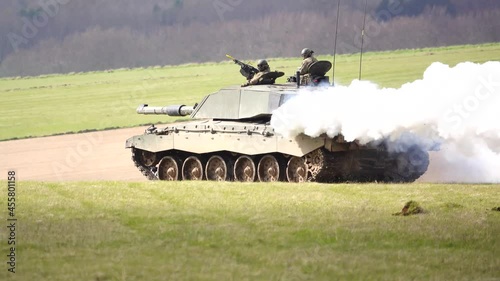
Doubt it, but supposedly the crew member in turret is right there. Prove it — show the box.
[242,59,270,87]
[298,48,317,75]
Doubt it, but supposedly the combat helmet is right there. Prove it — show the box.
[301,48,314,58]
[257,59,270,72]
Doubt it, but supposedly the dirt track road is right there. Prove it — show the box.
[0,127,441,182]
[0,127,149,181]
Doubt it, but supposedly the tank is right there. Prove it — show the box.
[125,61,429,183]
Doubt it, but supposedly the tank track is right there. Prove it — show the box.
[130,146,429,183]
[305,147,429,183]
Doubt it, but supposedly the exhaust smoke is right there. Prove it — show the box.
[271,62,500,183]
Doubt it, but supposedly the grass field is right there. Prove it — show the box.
[1,43,500,140]
[0,181,498,280]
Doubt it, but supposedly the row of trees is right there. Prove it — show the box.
[0,0,498,76]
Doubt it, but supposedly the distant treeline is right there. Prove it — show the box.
[0,0,499,77]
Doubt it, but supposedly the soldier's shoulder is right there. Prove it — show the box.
[305,57,316,63]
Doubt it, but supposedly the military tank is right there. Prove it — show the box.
[125,60,429,183]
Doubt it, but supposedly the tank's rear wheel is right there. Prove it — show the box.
[182,156,204,180]
[205,155,229,181]
[384,146,429,183]
[286,157,308,183]
[139,150,157,167]
[257,155,280,182]
[304,149,325,180]
[234,156,256,182]
[158,156,180,181]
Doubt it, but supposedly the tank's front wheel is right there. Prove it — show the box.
[234,156,256,182]
[205,155,229,181]
[139,150,158,167]
[158,156,180,181]
[286,157,308,183]
[182,156,204,180]
[257,155,280,182]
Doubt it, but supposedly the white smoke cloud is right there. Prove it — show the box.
[271,61,500,183]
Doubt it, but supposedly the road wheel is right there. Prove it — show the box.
[205,155,229,181]
[257,155,280,182]
[234,156,255,182]
[286,157,308,183]
[158,156,180,181]
[182,156,203,180]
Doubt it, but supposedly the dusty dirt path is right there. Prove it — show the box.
[0,127,149,181]
[0,127,443,182]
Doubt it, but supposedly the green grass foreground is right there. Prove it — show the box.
[1,181,499,280]
[1,43,500,140]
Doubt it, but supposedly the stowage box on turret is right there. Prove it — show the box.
[125,61,429,182]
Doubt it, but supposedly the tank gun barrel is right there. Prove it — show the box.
[136,104,194,117]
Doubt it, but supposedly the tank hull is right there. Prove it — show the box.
[126,120,429,183]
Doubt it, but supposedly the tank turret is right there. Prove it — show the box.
[136,85,296,120]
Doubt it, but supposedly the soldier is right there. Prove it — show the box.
[298,48,318,75]
[242,59,270,87]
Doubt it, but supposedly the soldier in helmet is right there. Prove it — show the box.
[297,48,318,85]
[299,48,318,75]
[242,59,271,87]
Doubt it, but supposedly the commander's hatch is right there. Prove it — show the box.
[309,61,332,77]
[258,71,285,85]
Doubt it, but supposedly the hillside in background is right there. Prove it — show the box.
[0,0,499,77]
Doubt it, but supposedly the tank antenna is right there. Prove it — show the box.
[331,0,341,86]
[359,0,368,80]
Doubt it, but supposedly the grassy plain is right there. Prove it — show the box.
[0,181,498,280]
[1,43,500,140]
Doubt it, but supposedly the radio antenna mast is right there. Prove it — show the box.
[359,0,368,80]
[331,0,341,86]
